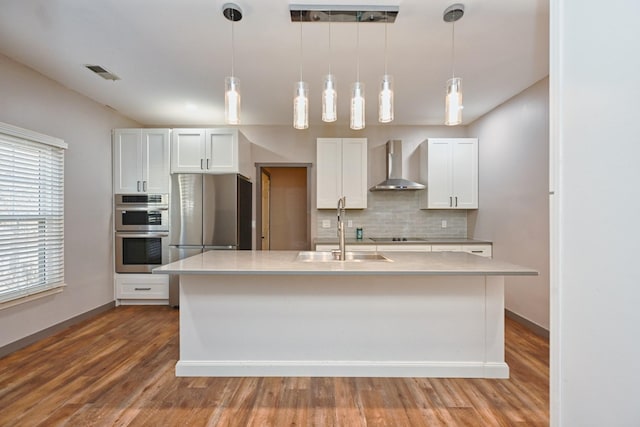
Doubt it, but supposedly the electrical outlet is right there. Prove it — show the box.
[441,220,447,228]
[322,219,331,228]
[347,220,353,228]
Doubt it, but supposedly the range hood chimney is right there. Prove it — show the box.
[369,140,426,191]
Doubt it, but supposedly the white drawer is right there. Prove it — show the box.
[315,244,377,252]
[315,244,337,251]
[430,244,463,252]
[115,274,169,299]
[346,245,377,251]
[377,245,432,252]
[462,245,493,258]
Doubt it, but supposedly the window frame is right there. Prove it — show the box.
[0,122,67,309]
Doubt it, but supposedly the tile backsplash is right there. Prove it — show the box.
[316,191,467,239]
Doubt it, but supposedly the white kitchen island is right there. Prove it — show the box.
[153,250,537,379]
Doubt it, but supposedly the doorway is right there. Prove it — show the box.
[255,163,311,250]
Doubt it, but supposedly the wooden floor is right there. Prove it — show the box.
[0,306,549,426]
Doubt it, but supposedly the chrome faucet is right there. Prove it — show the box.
[336,196,346,261]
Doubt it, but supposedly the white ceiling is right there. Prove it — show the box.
[0,0,549,127]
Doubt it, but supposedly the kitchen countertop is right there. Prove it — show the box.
[314,237,492,245]
[153,250,536,276]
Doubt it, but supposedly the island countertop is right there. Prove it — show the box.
[153,250,537,276]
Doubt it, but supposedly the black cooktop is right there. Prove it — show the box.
[369,237,430,242]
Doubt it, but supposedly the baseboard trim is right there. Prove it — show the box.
[505,309,549,339]
[0,301,115,358]
[176,360,510,379]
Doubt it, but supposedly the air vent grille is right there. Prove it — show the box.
[84,64,120,81]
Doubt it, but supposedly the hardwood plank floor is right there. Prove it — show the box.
[0,306,549,426]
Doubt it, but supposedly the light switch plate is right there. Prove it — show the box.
[441,220,447,228]
[322,220,331,228]
[347,220,353,228]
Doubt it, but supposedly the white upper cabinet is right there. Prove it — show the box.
[316,138,368,209]
[171,128,250,175]
[170,128,205,172]
[113,128,170,194]
[420,138,478,209]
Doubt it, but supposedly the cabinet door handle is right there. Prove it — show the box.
[471,250,482,253]
[206,158,210,169]
[143,181,147,192]
[449,196,453,207]
[455,196,458,207]
[200,159,204,170]
[137,181,141,192]
[134,287,151,291]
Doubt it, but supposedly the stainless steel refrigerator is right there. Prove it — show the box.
[168,173,252,306]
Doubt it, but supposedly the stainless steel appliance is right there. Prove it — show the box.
[169,174,252,306]
[114,194,169,273]
[115,194,169,232]
[115,231,170,273]
[369,140,426,191]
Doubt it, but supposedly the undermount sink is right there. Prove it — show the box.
[296,251,391,262]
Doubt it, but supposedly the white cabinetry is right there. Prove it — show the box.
[431,244,492,258]
[315,243,491,257]
[315,244,376,252]
[420,138,478,209]
[113,129,170,194]
[316,138,368,209]
[115,273,169,305]
[171,128,250,176]
[377,245,432,252]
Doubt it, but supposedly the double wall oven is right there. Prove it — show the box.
[115,194,169,273]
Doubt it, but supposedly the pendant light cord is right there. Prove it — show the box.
[231,10,235,77]
[299,11,303,81]
[384,11,388,75]
[451,20,455,78]
[356,17,360,81]
[328,12,332,74]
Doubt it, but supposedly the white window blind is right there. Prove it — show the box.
[0,123,67,304]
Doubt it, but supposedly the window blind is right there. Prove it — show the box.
[0,123,66,304]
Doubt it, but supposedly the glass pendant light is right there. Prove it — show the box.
[351,82,365,130]
[322,15,337,123]
[293,81,309,129]
[322,75,337,122]
[444,4,464,126]
[225,76,240,125]
[446,77,462,125]
[223,4,242,125]
[293,11,308,129]
[379,13,394,123]
[350,18,365,130]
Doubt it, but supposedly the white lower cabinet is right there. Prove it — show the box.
[315,243,491,257]
[115,273,169,305]
[431,244,492,258]
[376,245,432,252]
[462,245,493,258]
[315,244,376,252]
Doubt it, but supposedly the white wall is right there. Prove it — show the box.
[467,78,550,330]
[551,0,640,425]
[0,53,139,348]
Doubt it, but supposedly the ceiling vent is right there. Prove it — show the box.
[84,64,120,81]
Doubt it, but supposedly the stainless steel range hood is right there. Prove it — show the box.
[369,140,426,191]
